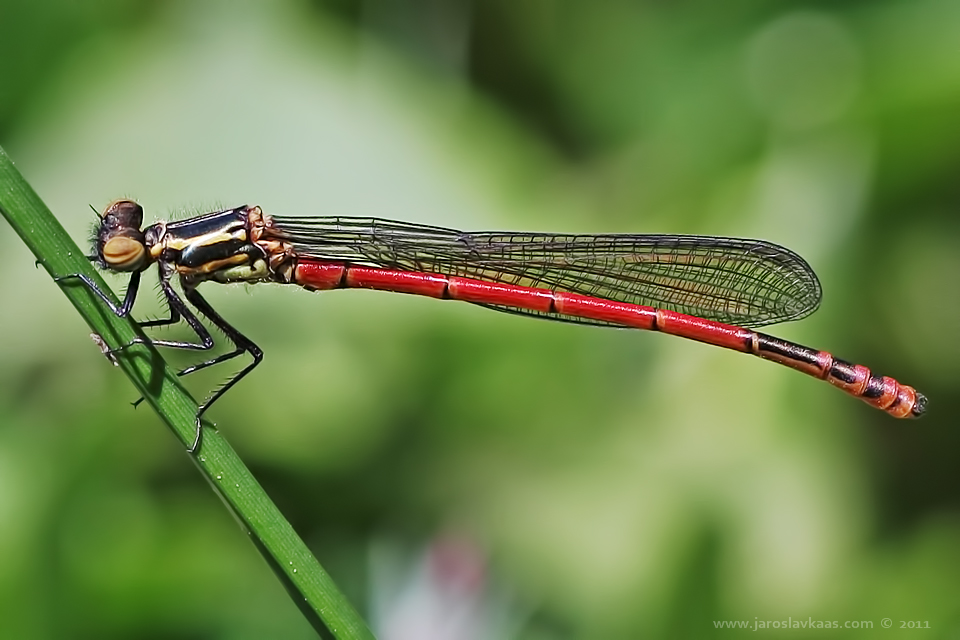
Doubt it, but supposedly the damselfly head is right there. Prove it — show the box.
[96,199,148,272]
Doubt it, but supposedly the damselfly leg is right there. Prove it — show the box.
[57,262,262,452]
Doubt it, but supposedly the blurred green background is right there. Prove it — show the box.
[1,0,958,638]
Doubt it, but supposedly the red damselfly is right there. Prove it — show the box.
[58,200,926,451]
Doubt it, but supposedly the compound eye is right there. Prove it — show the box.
[102,235,146,271]
[102,199,144,229]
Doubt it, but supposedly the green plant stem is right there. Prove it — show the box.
[0,147,375,640]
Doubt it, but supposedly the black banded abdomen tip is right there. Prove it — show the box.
[911,392,928,418]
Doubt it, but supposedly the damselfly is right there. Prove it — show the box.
[59,200,926,451]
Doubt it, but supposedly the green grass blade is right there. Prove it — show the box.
[0,146,375,639]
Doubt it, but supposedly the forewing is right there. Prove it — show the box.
[271,217,821,328]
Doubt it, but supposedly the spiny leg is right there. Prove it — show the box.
[135,276,215,351]
[181,286,263,453]
[55,269,142,318]
[55,263,214,351]
[60,264,224,416]
[127,276,220,408]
